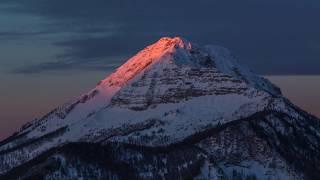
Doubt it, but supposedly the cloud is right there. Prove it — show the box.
[1,0,320,75]
[12,58,123,74]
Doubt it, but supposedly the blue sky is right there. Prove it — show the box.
[1,0,320,75]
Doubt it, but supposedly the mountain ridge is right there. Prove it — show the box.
[0,37,319,179]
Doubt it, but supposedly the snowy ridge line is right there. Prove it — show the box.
[283,97,320,120]
[0,131,30,148]
[15,89,100,136]
[1,109,303,179]
[108,110,276,150]
[0,109,274,156]
[83,119,162,143]
[0,127,68,155]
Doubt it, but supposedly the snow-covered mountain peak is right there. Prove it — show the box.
[98,37,281,96]
[1,37,320,179]
[157,36,192,49]
[98,36,193,87]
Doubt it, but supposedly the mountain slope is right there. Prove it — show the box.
[0,37,319,180]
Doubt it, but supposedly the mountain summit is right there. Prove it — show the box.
[1,37,320,179]
[101,36,280,95]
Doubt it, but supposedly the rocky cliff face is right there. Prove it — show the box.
[0,37,319,180]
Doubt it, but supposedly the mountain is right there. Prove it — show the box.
[0,37,320,180]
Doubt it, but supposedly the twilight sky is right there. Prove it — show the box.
[0,0,319,140]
